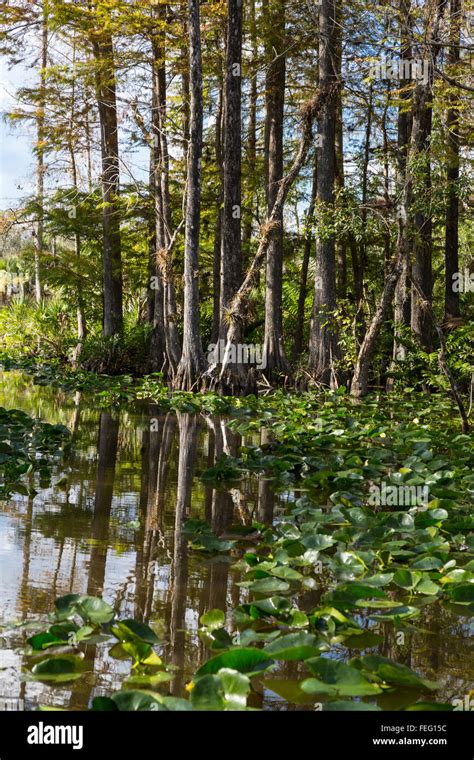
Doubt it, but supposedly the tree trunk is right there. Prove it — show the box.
[410,84,434,351]
[388,0,413,383]
[146,146,157,326]
[34,0,48,304]
[212,78,224,344]
[148,70,167,372]
[90,15,123,337]
[149,29,181,376]
[410,2,446,351]
[444,0,461,322]
[220,0,243,329]
[293,155,317,360]
[355,83,372,345]
[263,0,289,381]
[216,0,247,392]
[155,38,181,374]
[68,38,86,364]
[308,0,340,385]
[335,2,346,301]
[242,0,258,259]
[174,0,206,390]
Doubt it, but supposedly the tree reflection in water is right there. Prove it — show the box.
[0,373,471,710]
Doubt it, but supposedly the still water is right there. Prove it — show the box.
[0,372,472,710]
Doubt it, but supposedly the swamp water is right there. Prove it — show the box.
[0,372,472,710]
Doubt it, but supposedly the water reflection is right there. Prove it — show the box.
[0,372,472,710]
[0,373,276,708]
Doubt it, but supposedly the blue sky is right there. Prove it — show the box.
[0,58,36,210]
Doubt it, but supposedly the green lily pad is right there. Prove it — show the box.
[264,633,324,661]
[196,647,274,676]
[302,657,382,697]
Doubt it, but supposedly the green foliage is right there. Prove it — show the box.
[79,323,152,375]
[0,296,76,360]
[388,320,474,391]
[0,405,70,497]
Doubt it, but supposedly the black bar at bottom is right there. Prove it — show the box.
[0,710,472,758]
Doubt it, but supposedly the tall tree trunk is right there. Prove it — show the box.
[216,0,247,392]
[84,107,93,192]
[388,0,413,383]
[68,37,86,364]
[263,0,289,381]
[220,0,243,331]
[149,27,181,376]
[410,110,434,350]
[89,9,123,337]
[146,146,157,326]
[382,85,393,277]
[334,2,346,300]
[242,0,258,258]
[149,63,167,372]
[174,0,206,390]
[34,0,48,304]
[212,78,224,344]
[69,147,86,364]
[154,33,181,374]
[308,0,340,385]
[355,83,372,345]
[410,3,440,351]
[293,155,317,361]
[444,0,461,322]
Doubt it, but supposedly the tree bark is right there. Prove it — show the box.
[355,83,372,345]
[242,0,258,259]
[335,62,346,301]
[215,0,247,392]
[220,0,243,330]
[149,26,181,376]
[68,36,86,365]
[388,0,413,384]
[212,77,224,344]
[308,0,340,386]
[293,155,317,361]
[263,0,290,381]
[174,0,206,390]
[89,8,123,337]
[444,0,461,322]
[410,83,434,351]
[155,38,181,375]
[410,2,446,351]
[148,66,167,373]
